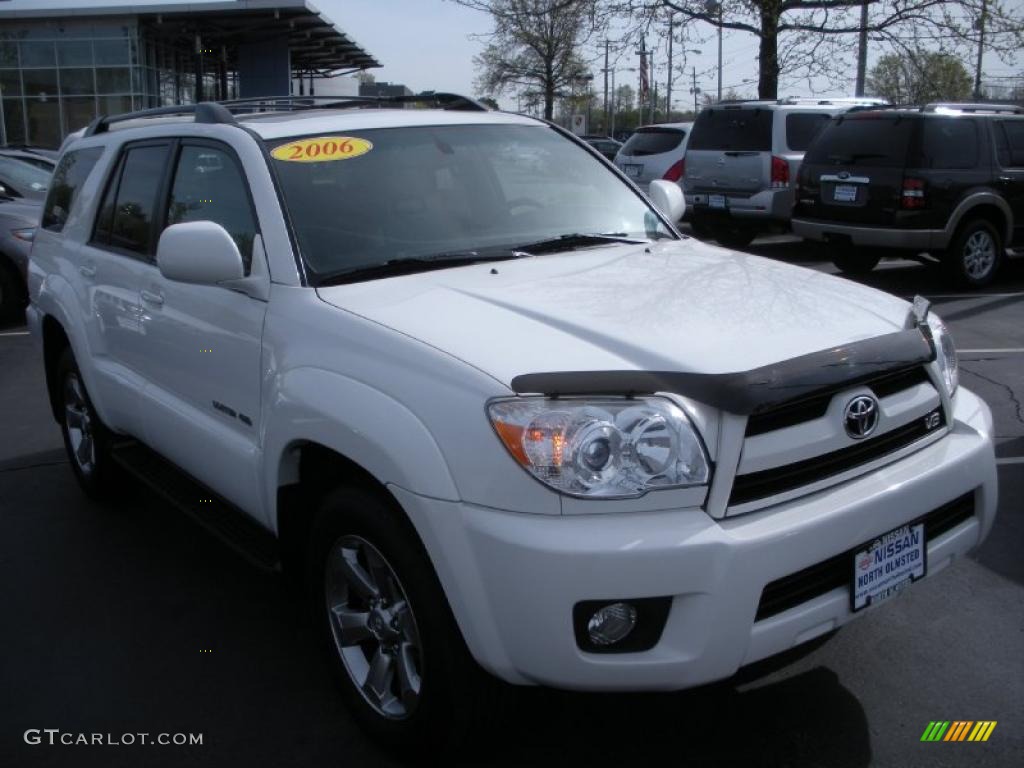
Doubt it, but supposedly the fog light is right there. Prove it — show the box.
[586,602,638,646]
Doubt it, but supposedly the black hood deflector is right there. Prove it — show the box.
[509,327,936,415]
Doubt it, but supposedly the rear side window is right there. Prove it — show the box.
[803,115,915,167]
[688,108,772,152]
[785,113,831,151]
[165,145,258,273]
[619,128,686,157]
[994,120,1024,167]
[41,147,103,232]
[918,118,978,169]
[93,143,170,256]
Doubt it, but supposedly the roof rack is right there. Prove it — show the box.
[776,96,889,106]
[923,102,1024,115]
[82,91,490,136]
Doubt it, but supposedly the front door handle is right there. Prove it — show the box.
[79,264,96,278]
[141,289,164,306]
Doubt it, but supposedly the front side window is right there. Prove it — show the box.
[94,143,169,256]
[42,146,103,231]
[269,124,673,284]
[165,145,257,273]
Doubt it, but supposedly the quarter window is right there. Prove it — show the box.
[42,146,104,232]
[994,120,1024,168]
[165,145,257,273]
[93,143,170,256]
[919,118,978,170]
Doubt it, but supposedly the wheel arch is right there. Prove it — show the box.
[944,194,1012,246]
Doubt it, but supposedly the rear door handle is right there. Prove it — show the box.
[79,264,96,278]
[141,289,164,306]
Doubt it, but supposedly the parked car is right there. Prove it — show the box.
[793,102,1024,286]
[613,122,692,205]
[0,152,52,201]
[684,98,887,247]
[582,135,622,161]
[0,147,58,172]
[28,95,996,754]
[0,198,39,322]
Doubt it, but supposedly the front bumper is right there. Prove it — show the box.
[394,388,996,691]
[792,217,946,250]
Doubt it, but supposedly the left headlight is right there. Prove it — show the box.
[487,396,710,498]
[927,313,958,397]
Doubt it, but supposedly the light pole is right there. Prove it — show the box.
[704,0,723,102]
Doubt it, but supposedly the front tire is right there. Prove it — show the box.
[944,219,1003,287]
[308,486,497,754]
[57,347,122,500]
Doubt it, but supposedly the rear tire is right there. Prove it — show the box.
[56,347,122,500]
[943,218,1003,287]
[308,485,500,756]
[710,223,757,249]
[831,249,881,275]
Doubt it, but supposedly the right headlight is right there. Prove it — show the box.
[487,396,710,499]
[927,313,958,397]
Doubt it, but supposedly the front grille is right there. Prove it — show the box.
[745,365,930,437]
[729,406,945,506]
[754,492,975,621]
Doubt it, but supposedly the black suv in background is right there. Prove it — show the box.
[792,103,1024,286]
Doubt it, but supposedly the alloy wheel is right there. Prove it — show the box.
[63,373,96,475]
[324,534,423,719]
[962,230,996,281]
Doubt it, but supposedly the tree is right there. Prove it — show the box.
[451,0,601,119]
[477,96,501,109]
[355,70,376,85]
[649,1,1024,100]
[867,50,972,103]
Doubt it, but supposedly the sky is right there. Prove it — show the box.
[5,0,1019,109]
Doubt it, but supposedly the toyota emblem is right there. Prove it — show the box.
[844,395,879,439]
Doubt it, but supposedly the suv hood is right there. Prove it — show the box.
[316,240,910,387]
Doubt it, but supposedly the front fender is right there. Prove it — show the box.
[262,366,460,532]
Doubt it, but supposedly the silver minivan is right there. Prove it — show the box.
[684,98,885,246]
[614,122,692,204]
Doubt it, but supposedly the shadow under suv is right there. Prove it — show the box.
[792,103,1024,286]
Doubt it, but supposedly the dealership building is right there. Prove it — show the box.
[0,0,379,147]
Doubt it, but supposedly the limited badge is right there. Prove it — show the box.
[270,136,373,163]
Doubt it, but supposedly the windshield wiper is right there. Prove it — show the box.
[511,232,647,255]
[316,250,523,286]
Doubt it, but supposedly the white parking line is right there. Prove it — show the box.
[996,456,1024,466]
[910,292,1024,300]
[0,331,29,337]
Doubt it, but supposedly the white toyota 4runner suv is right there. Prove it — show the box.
[28,95,997,751]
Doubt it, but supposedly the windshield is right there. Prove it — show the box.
[0,155,52,199]
[269,124,672,284]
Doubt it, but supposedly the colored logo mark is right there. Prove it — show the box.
[920,721,997,742]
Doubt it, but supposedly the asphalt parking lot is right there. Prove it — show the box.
[0,239,1021,768]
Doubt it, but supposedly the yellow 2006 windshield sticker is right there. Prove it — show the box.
[271,136,372,163]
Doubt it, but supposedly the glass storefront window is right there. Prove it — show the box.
[57,40,93,67]
[1,98,26,144]
[98,94,132,117]
[25,96,60,148]
[96,67,131,94]
[61,96,97,136]
[22,69,58,97]
[20,41,56,68]
[59,68,94,95]
[94,38,130,66]
[0,69,21,97]
[0,42,17,68]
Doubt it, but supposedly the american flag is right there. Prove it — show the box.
[639,51,649,98]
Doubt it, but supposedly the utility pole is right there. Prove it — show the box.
[974,0,988,98]
[650,50,656,122]
[635,38,649,126]
[705,0,723,101]
[855,0,869,96]
[667,13,674,121]
[602,39,610,135]
[691,67,700,114]
[610,68,616,138]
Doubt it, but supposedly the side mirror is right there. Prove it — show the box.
[648,179,685,222]
[156,221,244,285]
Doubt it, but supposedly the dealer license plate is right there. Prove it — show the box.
[852,523,925,611]
[709,194,727,209]
[833,183,858,202]
[623,164,642,178]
